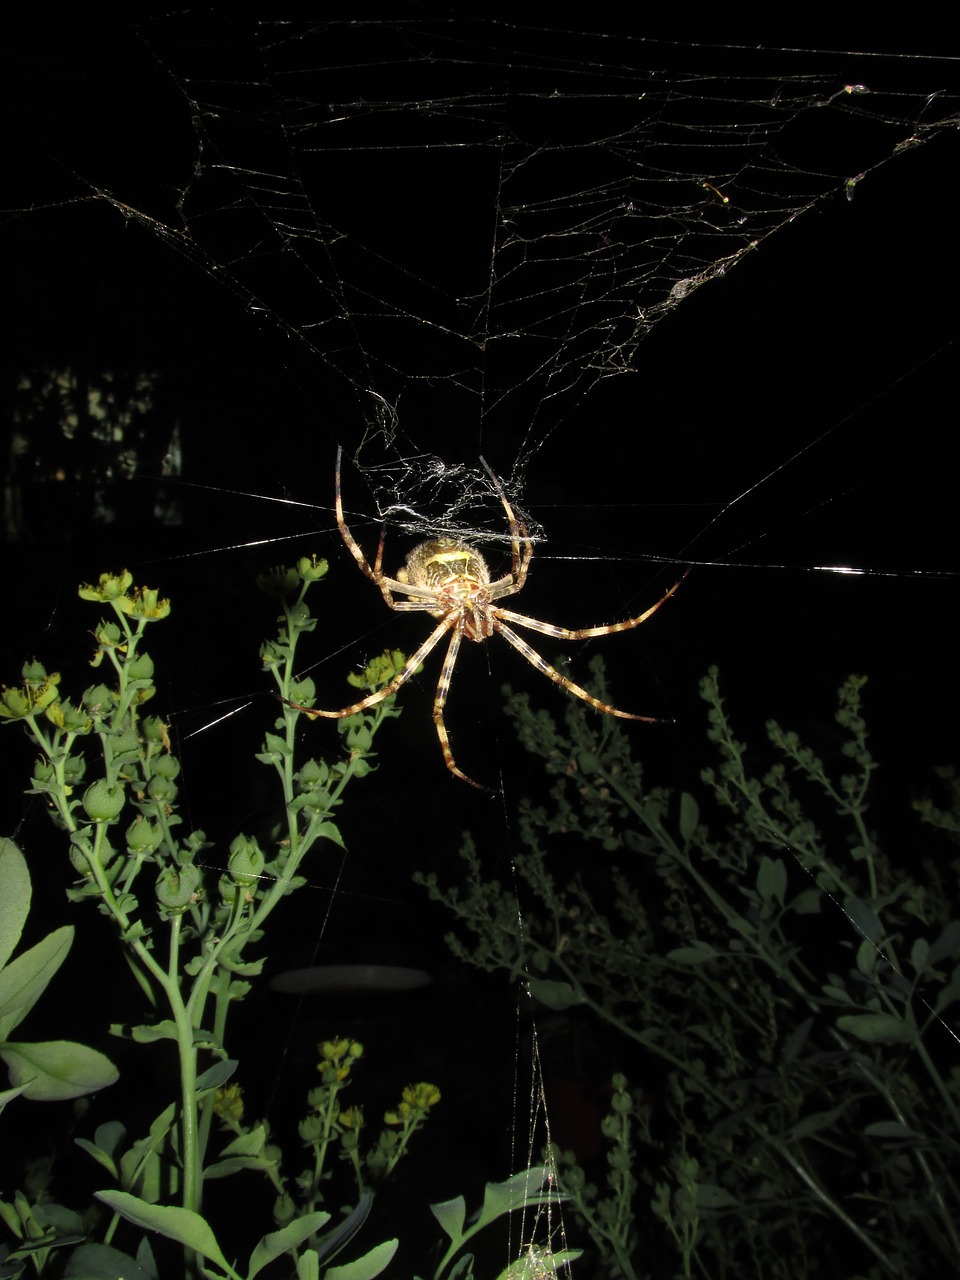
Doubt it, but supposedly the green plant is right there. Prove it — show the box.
[417,659,960,1280]
[0,564,440,1279]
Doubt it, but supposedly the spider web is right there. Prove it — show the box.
[7,17,957,542]
[2,15,959,1277]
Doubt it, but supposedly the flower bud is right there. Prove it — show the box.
[297,555,328,582]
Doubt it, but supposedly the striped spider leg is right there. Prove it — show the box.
[288,447,685,788]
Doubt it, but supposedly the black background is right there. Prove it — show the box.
[1,13,958,1270]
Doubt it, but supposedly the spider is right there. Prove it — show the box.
[291,447,686,788]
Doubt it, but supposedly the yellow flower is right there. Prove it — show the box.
[337,1106,364,1131]
[213,1084,245,1126]
[385,1082,441,1125]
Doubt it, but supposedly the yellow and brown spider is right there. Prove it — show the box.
[292,447,685,788]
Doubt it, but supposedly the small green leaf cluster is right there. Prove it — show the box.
[420,662,960,1280]
[283,1035,442,1236]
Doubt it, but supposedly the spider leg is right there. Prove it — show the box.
[432,621,487,789]
[335,446,405,609]
[335,446,379,582]
[493,618,662,722]
[288,614,457,719]
[480,456,533,596]
[495,571,687,641]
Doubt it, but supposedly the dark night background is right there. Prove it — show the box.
[1,12,958,1273]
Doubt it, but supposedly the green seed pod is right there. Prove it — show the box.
[152,754,181,780]
[82,779,126,823]
[126,652,155,680]
[156,862,202,912]
[298,1113,324,1144]
[228,835,265,887]
[126,816,162,854]
[142,716,169,744]
[113,726,141,756]
[69,843,94,878]
[147,775,178,804]
[82,684,116,719]
[218,873,241,906]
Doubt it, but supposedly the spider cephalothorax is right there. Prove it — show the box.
[291,448,685,788]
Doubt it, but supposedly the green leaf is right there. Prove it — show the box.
[119,1102,177,1202]
[1,1039,119,1100]
[128,1021,180,1044]
[314,1194,373,1266]
[63,1241,154,1278]
[756,856,787,906]
[246,1212,331,1279]
[219,1125,267,1159]
[0,1080,30,1114]
[94,1191,236,1278]
[195,1059,237,1093]
[430,1195,466,1244]
[95,1120,127,1159]
[314,822,345,847]
[843,897,882,945]
[325,1239,399,1280]
[781,1016,813,1064]
[135,1237,159,1278]
[0,840,30,970]
[791,888,822,915]
[678,792,699,841]
[928,920,960,966]
[297,1251,320,1280]
[836,1013,915,1044]
[856,938,878,976]
[447,1254,476,1280]
[494,1248,582,1279]
[75,1137,120,1179]
[262,732,292,759]
[910,937,929,973]
[204,1155,276,1180]
[0,925,73,1033]
[864,1121,920,1140]
[935,968,960,1013]
[821,983,854,1005]
[667,944,718,965]
[787,1105,846,1141]
[695,1184,738,1210]
[525,979,581,1011]
[477,1167,553,1232]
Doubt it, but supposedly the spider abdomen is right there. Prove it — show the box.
[399,538,495,638]
[400,538,492,591]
